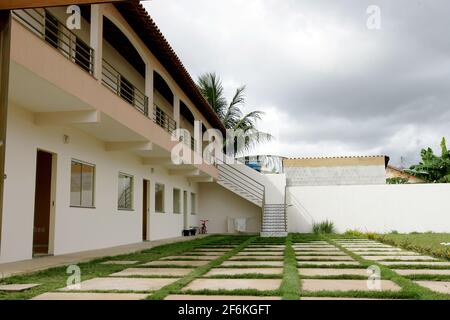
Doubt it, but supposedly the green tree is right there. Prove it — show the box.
[405,137,450,183]
[197,73,272,154]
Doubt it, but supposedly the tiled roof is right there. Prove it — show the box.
[115,0,226,133]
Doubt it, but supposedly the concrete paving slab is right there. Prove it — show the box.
[220,261,284,267]
[165,295,282,300]
[298,261,360,266]
[362,255,437,261]
[205,268,283,276]
[184,252,226,256]
[182,279,282,291]
[247,244,286,249]
[349,248,402,252]
[229,256,283,261]
[243,248,285,252]
[302,279,401,292]
[293,245,336,248]
[237,252,283,256]
[142,260,208,267]
[161,255,220,261]
[110,268,192,277]
[296,252,346,256]
[297,256,353,261]
[415,281,450,294]
[101,261,139,265]
[342,245,393,248]
[194,248,230,252]
[299,268,368,276]
[301,297,392,300]
[380,261,450,266]
[295,248,340,252]
[355,251,419,256]
[0,284,39,292]
[395,269,450,276]
[32,292,148,300]
[60,277,179,292]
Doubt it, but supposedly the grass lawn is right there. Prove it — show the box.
[1,233,450,300]
[369,233,450,260]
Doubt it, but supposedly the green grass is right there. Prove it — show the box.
[371,233,450,260]
[2,233,450,300]
[0,235,242,300]
[280,234,300,300]
[148,237,256,300]
[326,237,450,300]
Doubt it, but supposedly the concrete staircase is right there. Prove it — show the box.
[260,204,288,237]
[216,159,287,237]
[216,161,264,207]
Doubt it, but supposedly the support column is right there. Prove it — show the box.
[90,4,103,81]
[0,10,11,255]
[145,64,154,116]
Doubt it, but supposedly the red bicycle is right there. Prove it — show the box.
[199,220,209,234]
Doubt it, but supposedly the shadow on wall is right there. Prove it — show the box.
[286,191,314,233]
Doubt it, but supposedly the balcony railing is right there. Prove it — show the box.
[13,8,94,75]
[102,59,149,116]
[153,105,176,134]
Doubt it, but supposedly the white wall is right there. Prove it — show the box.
[198,183,261,234]
[287,184,450,233]
[1,105,198,263]
[285,165,386,186]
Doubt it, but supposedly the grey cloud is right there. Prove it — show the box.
[145,0,450,166]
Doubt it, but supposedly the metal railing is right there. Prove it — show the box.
[215,157,265,205]
[288,193,315,225]
[191,136,196,151]
[153,105,176,134]
[102,59,149,116]
[13,8,94,75]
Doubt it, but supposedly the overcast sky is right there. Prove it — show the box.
[143,0,450,166]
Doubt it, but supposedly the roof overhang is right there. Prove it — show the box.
[0,0,124,10]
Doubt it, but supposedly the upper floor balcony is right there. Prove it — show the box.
[9,5,219,180]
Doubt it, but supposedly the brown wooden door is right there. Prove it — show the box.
[142,180,148,241]
[33,150,52,255]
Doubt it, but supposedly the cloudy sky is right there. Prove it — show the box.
[143,0,450,166]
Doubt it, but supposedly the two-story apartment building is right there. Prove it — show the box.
[0,1,279,264]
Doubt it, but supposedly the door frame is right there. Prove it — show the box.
[33,148,57,256]
[142,179,150,241]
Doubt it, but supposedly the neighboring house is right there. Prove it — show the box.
[386,165,425,184]
[284,156,389,186]
[1,2,280,264]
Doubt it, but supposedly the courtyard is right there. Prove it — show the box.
[0,234,449,300]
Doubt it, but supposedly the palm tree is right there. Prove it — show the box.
[197,73,272,155]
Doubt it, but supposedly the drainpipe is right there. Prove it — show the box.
[0,10,11,256]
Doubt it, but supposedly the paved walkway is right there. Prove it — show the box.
[2,236,450,300]
[0,235,208,279]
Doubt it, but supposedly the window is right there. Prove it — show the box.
[155,183,165,213]
[70,160,95,208]
[45,14,59,49]
[118,173,134,210]
[191,193,196,215]
[173,188,181,214]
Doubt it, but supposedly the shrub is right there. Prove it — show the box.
[344,229,364,237]
[312,220,335,234]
